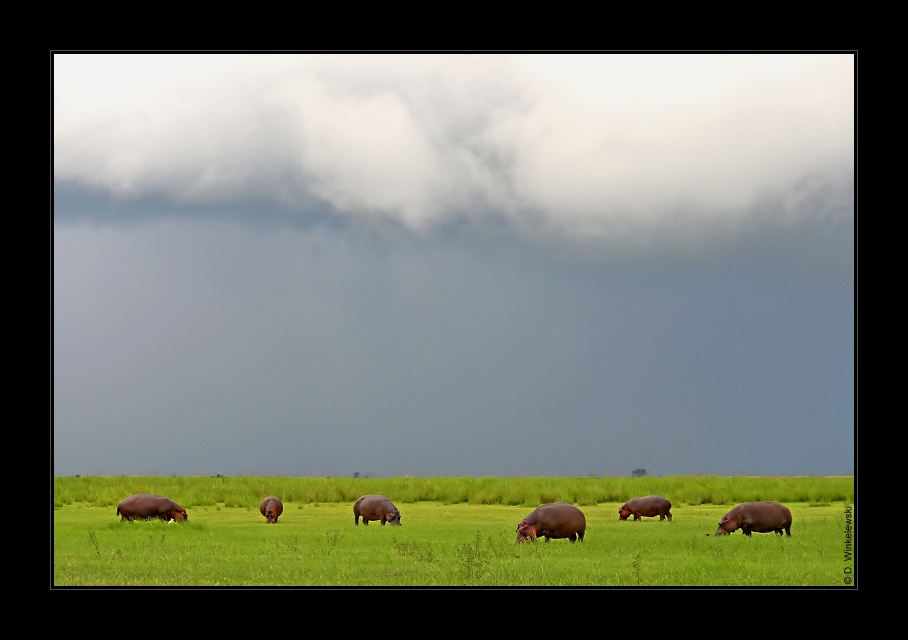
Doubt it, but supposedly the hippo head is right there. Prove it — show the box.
[714,515,736,536]
[515,520,538,543]
[618,506,632,521]
[171,508,188,522]
[386,510,402,526]
[265,508,278,523]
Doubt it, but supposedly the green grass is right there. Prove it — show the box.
[53,500,855,587]
[53,474,854,508]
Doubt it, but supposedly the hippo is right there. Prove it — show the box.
[116,493,188,522]
[618,495,673,521]
[260,495,283,524]
[515,502,586,543]
[714,501,792,537]
[354,494,401,526]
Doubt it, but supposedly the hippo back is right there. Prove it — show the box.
[748,501,792,530]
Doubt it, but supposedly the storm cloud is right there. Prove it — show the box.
[53,53,855,477]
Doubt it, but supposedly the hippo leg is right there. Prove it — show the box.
[659,515,665,521]
[667,513,672,521]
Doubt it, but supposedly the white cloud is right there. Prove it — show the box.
[53,53,854,238]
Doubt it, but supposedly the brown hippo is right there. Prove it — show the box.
[715,501,792,536]
[618,495,673,521]
[117,493,188,522]
[515,502,586,543]
[260,495,284,524]
[354,494,401,526]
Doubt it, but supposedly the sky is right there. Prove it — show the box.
[52,53,855,478]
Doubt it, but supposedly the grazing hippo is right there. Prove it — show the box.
[714,501,792,537]
[515,502,586,543]
[354,494,401,526]
[260,495,284,524]
[618,495,673,521]
[116,493,188,522]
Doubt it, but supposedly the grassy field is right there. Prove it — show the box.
[52,476,856,587]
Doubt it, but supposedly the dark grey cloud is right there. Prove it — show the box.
[53,205,853,477]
